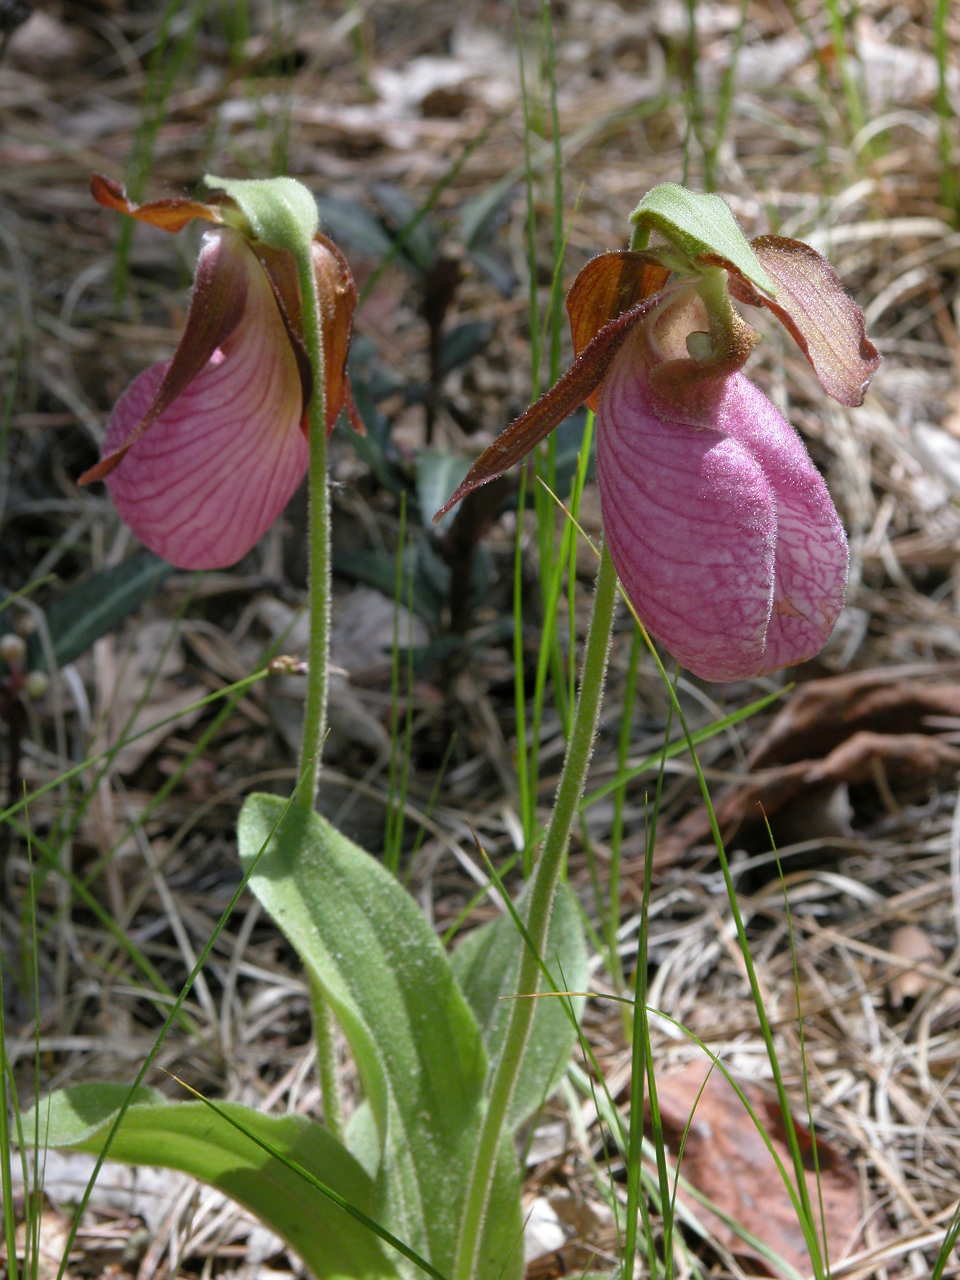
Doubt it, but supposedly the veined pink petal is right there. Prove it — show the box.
[597,330,847,680]
[712,373,848,674]
[82,229,251,485]
[598,366,777,680]
[103,233,307,569]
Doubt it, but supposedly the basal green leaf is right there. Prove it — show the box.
[459,177,517,252]
[629,183,776,297]
[484,1140,525,1279]
[237,795,522,1279]
[371,183,437,275]
[22,1085,395,1280]
[452,881,588,1130]
[316,196,396,260]
[332,545,444,627]
[345,1101,381,1180]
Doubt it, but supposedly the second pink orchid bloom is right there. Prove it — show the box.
[82,175,360,570]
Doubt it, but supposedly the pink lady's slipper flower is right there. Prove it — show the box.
[81,174,360,569]
[437,185,879,681]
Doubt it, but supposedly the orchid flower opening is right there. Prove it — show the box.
[81,174,360,570]
[436,185,880,681]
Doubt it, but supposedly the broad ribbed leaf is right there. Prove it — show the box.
[452,882,588,1130]
[237,794,523,1280]
[22,1084,395,1280]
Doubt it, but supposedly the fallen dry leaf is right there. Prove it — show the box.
[746,665,960,769]
[91,622,207,778]
[655,1061,868,1276]
[5,1202,77,1280]
[887,924,944,1008]
[657,665,960,865]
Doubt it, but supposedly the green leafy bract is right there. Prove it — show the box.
[629,183,776,297]
[205,173,319,258]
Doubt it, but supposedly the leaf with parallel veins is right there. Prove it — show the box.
[629,183,777,296]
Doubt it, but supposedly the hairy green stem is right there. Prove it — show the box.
[292,240,338,1131]
[294,251,330,812]
[453,543,619,1280]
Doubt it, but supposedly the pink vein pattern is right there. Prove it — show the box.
[103,233,307,568]
[597,332,848,680]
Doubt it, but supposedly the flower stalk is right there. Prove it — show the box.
[284,200,340,1136]
[453,541,619,1280]
[291,245,330,812]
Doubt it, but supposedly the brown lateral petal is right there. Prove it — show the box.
[728,235,880,406]
[253,233,360,436]
[342,382,367,436]
[253,241,313,428]
[314,233,359,434]
[78,228,251,484]
[434,292,663,521]
[566,251,670,410]
[90,173,224,233]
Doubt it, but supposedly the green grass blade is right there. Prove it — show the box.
[0,969,19,1280]
[541,0,565,387]
[582,685,787,810]
[115,0,208,301]
[0,668,270,829]
[642,655,827,1275]
[821,0,865,139]
[932,1202,960,1279]
[36,790,280,1280]
[934,0,957,220]
[605,629,640,998]
[512,469,534,866]
[385,494,410,874]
